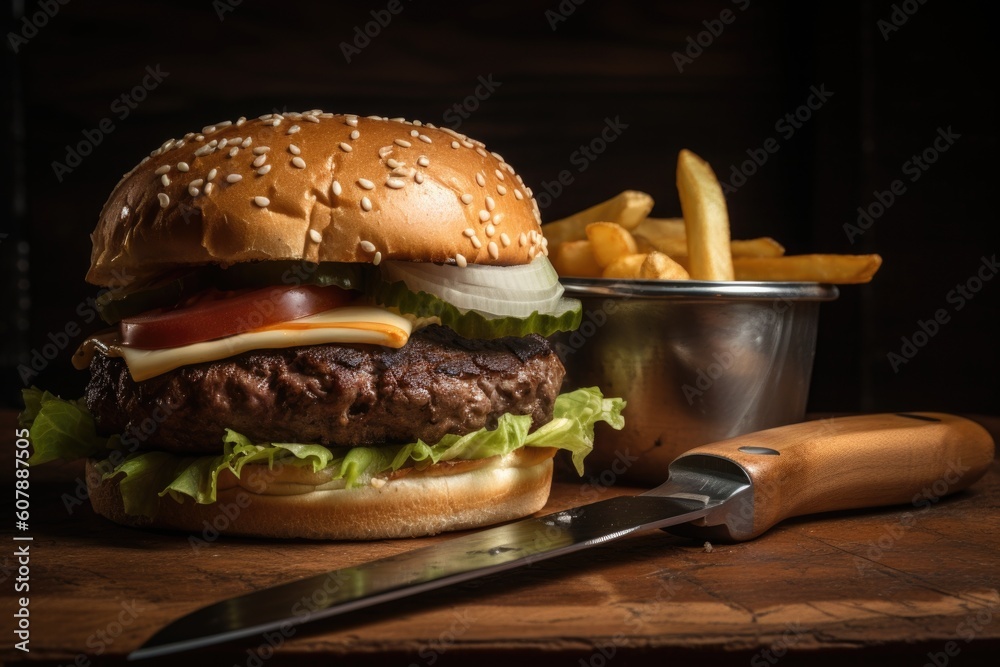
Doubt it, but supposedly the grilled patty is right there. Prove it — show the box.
[86,325,566,454]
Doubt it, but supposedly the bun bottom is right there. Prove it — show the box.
[85,448,556,540]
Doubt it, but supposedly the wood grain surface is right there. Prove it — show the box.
[2,410,998,666]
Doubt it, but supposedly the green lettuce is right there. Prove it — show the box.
[20,387,625,518]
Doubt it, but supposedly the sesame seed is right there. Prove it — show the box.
[236,117,246,126]
[500,232,511,247]
[358,178,374,190]
[451,141,460,149]
[476,147,488,157]
[373,251,382,265]
[410,129,419,137]
[203,125,217,134]
[257,165,272,175]
[252,146,270,155]
[461,140,474,148]
[345,117,359,127]
[514,189,523,200]
[461,194,473,205]
[332,180,342,196]
[350,130,360,140]
[207,168,218,180]
[463,228,476,237]
[488,242,499,259]
[495,169,504,180]
[253,155,267,168]
[528,246,537,258]
[491,151,504,162]
[386,159,402,168]
[292,156,306,169]
[195,134,205,142]
[394,139,411,148]
[486,224,495,237]
[340,142,353,152]
[391,167,409,177]
[226,173,242,183]
[455,253,468,268]
[530,230,538,243]
[519,232,527,246]
[361,196,372,211]
[260,114,273,121]
[191,178,204,187]
[218,138,229,149]
[471,236,482,249]
[288,144,301,155]
[254,196,270,207]
[485,196,496,211]
[154,165,171,175]
[194,145,214,157]
[386,178,405,189]
[479,210,490,222]
[268,119,281,127]
[217,120,233,128]
[241,137,252,149]
[177,162,190,172]
[417,156,429,167]
[497,185,507,195]
[475,173,485,187]
[188,185,200,197]
[204,182,214,195]
[229,147,239,158]
[304,114,320,123]
[418,134,432,144]
[160,174,171,187]
[208,139,218,148]
[287,125,301,135]
[360,240,376,253]
[414,172,424,184]
[157,193,169,208]
[309,229,322,243]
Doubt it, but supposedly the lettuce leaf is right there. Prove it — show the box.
[19,387,625,518]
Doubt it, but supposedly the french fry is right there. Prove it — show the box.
[640,251,690,280]
[633,217,685,240]
[542,190,655,247]
[730,237,785,258]
[602,253,647,279]
[732,254,883,284]
[586,222,639,268]
[551,240,602,278]
[676,150,734,281]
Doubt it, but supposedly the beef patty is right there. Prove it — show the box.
[85,326,566,454]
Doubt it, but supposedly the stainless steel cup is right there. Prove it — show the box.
[554,279,839,485]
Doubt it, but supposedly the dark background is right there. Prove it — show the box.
[1,0,997,414]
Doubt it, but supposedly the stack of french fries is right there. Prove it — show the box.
[547,150,882,284]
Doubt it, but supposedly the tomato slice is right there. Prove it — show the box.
[120,285,351,349]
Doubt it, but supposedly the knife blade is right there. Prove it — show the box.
[129,412,994,660]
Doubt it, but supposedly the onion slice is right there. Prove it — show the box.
[379,257,567,318]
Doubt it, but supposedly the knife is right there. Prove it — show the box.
[129,412,994,659]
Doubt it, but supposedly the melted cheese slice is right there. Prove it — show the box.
[90,307,412,382]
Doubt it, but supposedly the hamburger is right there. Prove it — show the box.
[22,111,624,540]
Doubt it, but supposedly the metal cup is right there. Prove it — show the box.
[554,279,839,485]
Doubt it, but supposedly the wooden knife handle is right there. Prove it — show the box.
[674,413,995,540]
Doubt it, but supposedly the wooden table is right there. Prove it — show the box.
[3,410,998,666]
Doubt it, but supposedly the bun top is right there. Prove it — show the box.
[88,112,546,287]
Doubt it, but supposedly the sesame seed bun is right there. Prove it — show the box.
[85,447,556,540]
[88,112,545,288]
